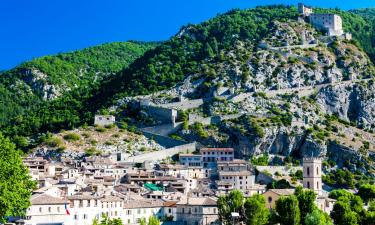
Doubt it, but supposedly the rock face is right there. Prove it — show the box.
[317,81,375,130]
[116,18,374,176]
[22,68,63,100]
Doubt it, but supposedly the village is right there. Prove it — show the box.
[7,3,372,225]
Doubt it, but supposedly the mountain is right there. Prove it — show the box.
[0,41,157,140]
[1,5,375,177]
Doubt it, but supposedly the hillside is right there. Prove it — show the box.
[1,5,375,178]
[0,41,157,141]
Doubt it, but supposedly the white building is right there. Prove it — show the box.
[176,197,219,225]
[24,194,68,225]
[179,154,202,167]
[94,115,116,126]
[310,14,344,36]
[200,148,234,168]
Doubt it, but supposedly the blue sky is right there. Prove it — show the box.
[1,0,375,70]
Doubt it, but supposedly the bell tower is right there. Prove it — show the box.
[303,157,322,194]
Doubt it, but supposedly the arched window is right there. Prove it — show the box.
[307,167,310,176]
[307,181,310,189]
[268,197,272,203]
[316,166,319,175]
[317,181,319,189]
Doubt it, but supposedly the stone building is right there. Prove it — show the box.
[298,3,313,16]
[94,115,115,126]
[298,3,344,36]
[310,14,343,36]
[303,157,322,195]
[176,197,219,225]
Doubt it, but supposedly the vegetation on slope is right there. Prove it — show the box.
[0,41,157,147]
[2,5,375,150]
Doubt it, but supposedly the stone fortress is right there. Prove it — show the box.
[298,3,351,38]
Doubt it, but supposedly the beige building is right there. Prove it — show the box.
[303,157,322,195]
[176,197,219,225]
[24,194,67,225]
[310,14,343,36]
[262,189,295,209]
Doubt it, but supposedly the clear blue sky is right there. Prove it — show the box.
[1,0,374,70]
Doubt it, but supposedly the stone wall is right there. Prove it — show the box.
[126,142,196,163]
[142,131,188,148]
[158,99,205,110]
[141,104,177,124]
[141,123,183,136]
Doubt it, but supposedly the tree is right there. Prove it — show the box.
[304,209,333,225]
[0,133,36,223]
[148,216,160,225]
[217,190,244,225]
[92,217,99,225]
[204,42,215,58]
[275,195,301,225]
[139,218,146,225]
[331,198,358,225]
[295,186,317,224]
[329,189,354,200]
[244,194,270,225]
[358,184,375,203]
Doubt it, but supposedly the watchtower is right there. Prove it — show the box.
[303,157,322,194]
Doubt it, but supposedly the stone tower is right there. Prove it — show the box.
[303,158,322,194]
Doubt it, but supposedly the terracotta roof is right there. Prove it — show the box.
[124,199,164,208]
[179,154,201,157]
[178,197,217,206]
[200,148,234,152]
[31,194,66,205]
[219,171,252,176]
[267,189,295,196]
[163,201,178,207]
[68,194,101,200]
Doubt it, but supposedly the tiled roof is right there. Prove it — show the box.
[267,189,295,196]
[124,199,164,209]
[31,194,66,205]
[177,197,217,206]
[219,171,252,176]
[200,148,234,152]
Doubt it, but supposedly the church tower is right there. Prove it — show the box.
[303,158,322,194]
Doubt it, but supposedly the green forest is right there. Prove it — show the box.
[2,5,375,150]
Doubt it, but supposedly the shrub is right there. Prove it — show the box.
[95,127,107,133]
[63,133,80,141]
[45,136,64,148]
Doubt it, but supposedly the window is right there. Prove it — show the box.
[316,167,319,175]
[128,219,131,224]
[137,209,141,214]
[307,181,310,189]
[39,207,42,213]
[74,215,78,220]
[57,207,60,212]
[268,197,272,203]
[84,214,88,220]
[307,167,310,176]
[48,207,51,212]
[317,182,319,189]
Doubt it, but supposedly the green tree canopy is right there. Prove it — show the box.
[275,195,301,225]
[358,184,375,203]
[217,190,245,225]
[0,133,36,223]
[295,186,317,224]
[244,194,270,225]
[304,209,333,225]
